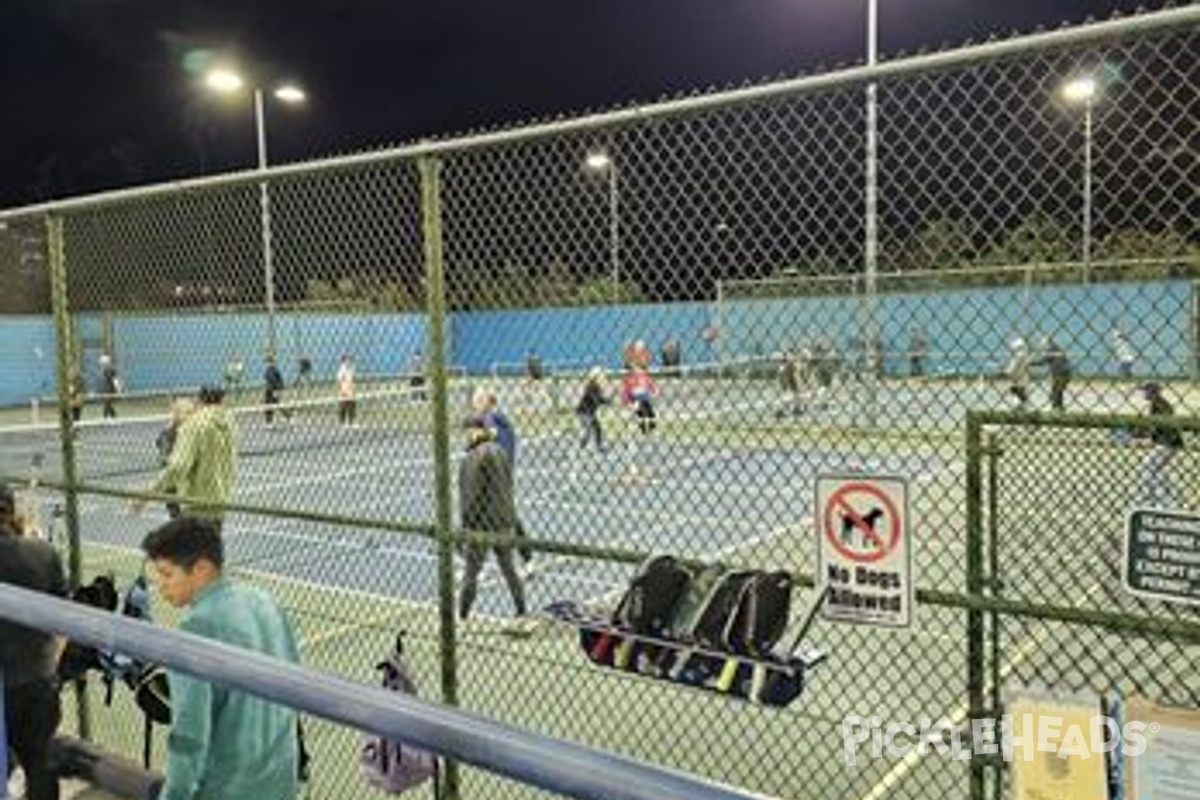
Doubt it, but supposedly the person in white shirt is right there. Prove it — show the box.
[337,354,356,426]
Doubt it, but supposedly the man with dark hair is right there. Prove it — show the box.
[0,483,68,800]
[135,386,237,527]
[141,517,301,800]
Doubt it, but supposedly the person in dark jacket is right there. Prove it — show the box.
[1035,337,1072,411]
[0,483,68,800]
[457,419,526,621]
[263,355,285,425]
[576,367,611,452]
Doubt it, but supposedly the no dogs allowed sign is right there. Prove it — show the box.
[816,475,914,627]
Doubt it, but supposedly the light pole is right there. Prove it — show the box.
[585,150,620,302]
[1061,75,1098,281]
[864,0,879,293]
[204,68,306,355]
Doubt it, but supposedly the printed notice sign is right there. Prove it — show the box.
[1125,510,1200,607]
[816,475,913,627]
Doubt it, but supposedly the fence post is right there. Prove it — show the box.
[420,155,461,800]
[46,213,91,740]
[986,431,1003,800]
[965,411,986,800]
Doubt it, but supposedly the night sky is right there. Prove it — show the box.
[0,0,1157,208]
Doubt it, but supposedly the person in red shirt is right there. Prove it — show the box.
[621,366,660,436]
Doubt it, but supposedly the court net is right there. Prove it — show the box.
[0,381,471,485]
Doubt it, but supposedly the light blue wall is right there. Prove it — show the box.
[107,312,428,392]
[719,280,1192,377]
[450,301,718,374]
[0,280,1193,407]
[0,316,57,406]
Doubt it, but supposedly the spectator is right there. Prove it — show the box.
[136,386,237,529]
[457,419,527,621]
[0,482,68,800]
[336,354,356,426]
[141,517,301,800]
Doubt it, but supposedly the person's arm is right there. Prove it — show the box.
[157,668,214,800]
[142,420,197,508]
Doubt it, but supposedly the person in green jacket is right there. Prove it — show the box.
[141,517,301,800]
[135,386,237,528]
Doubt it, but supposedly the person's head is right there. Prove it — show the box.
[170,397,197,424]
[99,353,112,367]
[471,385,498,414]
[198,385,225,406]
[588,366,606,383]
[141,517,224,607]
[341,352,353,364]
[1140,382,1163,401]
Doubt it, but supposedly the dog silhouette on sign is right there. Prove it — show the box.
[840,506,885,549]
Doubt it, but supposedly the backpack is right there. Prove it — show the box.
[58,574,121,681]
[723,570,793,656]
[361,632,440,796]
[613,554,691,635]
[686,570,759,648]
[588,554,691,667]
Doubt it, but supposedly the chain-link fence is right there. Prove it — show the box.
[0,6,1198,800]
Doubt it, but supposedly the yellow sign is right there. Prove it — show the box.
[1009,693,1108,800]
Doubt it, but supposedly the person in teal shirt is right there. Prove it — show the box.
[141,517,301,800]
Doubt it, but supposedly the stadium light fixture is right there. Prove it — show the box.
[584,151,620,301]
[201,67,308,354]
[1059,75,1101,281]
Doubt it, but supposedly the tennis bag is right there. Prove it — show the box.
[361,632,440,796]
[724,570,794,656]
[58,574,121,681]
[586,554,691,666]
[663,568,795,685]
